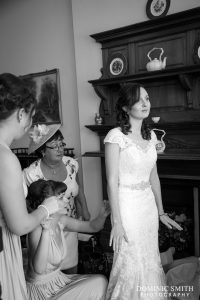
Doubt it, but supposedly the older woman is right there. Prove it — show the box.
[23,124,90,274]
[0,73,63,299]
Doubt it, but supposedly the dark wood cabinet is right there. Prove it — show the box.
[87,7,200,154]
[85,7,200,256]
[89,7,200,129]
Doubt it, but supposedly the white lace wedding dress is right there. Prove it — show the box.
[104,128,167,300]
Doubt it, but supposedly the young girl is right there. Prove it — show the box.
[26,179,109,300]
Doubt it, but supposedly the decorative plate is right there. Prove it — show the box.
[146,0,170,20]
[107,53,127,77]
[193,36,200,64]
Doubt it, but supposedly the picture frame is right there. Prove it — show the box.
[106,53,127,77]
[21,69,62,125]
[146,0,170,20]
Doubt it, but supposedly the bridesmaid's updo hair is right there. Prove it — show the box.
[26,179,67,212]
[0,73,36,121]
[116,83,151,140]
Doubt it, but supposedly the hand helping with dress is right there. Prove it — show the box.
[97,201,111,222]
[41,217,53,230]
[91,200,111,232]
[159,213,183,231]
[110,222,129,253]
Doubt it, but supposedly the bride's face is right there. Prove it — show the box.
[128,87,151,120]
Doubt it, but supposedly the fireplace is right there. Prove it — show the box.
[93,152,200,259]
[158,155,200,257]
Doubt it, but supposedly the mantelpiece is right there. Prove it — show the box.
[85,7,200,257]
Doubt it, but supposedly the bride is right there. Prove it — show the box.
[104,83,182,300]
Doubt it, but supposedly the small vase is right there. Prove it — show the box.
[95,113,103,125]
[153,128,166,153]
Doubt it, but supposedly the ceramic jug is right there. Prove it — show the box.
[146,48,167,72]
[153,128,166,153]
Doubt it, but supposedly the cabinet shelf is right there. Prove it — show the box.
[86,123,200,135]
[89,65,200,86]
[85,124,114,134]
[83,151,104,157]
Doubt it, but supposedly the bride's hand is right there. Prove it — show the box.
[160,214,183,231]
[110,223,128,253]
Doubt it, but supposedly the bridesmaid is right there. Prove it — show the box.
[0,73,65,299]
[26,179,109,300]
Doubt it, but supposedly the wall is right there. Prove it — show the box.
[0,0,81,162]
[71,0,200,217]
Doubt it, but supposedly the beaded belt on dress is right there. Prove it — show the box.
[119,181,150,191]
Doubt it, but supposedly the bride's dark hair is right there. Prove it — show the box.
[0,73,36,121]
[116,83,151,140]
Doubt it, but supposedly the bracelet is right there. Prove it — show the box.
[159,212,168,217]
[41,227,50,232]
[38,205,49,218]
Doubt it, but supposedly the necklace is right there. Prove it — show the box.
[42,159,60,175]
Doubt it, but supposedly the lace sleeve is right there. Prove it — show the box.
[104,128,125,149]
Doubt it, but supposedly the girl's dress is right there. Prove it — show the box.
[104,128,167,300]
[23,156,79,270]
[26,222,107,300]
[0,144,28,300]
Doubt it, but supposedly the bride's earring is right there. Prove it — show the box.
[17,109,23,123]
[17,115,22,123]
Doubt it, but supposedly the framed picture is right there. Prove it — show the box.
[146,0,170,20]
[21,69,62,125]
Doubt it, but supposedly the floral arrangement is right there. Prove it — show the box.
[29,124,49,144]
[159,208,193,258]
